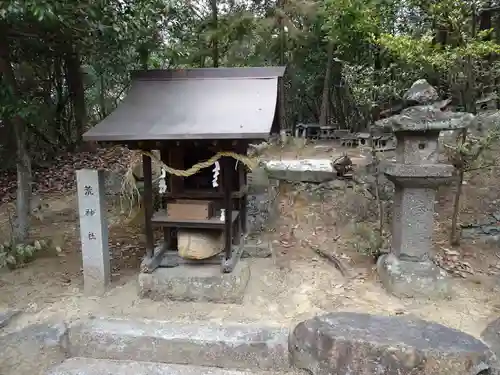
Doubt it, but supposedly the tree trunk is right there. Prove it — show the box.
[99,74,107,119]
[496,12,500,108]
[138,44,150,70]
[478,3,496,101]
[450,129,467,246]
[0,25,32,243]
[277,0,287,131]
[14,122,32,242]
[319,42,334,127]
[480,3,492,39]
[65,50,86,146]
[211,0,219,67]
[450,7,475,243]
[331,60,346,129]
[465,6,477,115]
[450,168,464,246]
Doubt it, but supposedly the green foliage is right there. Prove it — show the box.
[2,0,500,254]
[378,33,500,70]
[321,0,379,48]
[0,239,48,269]
[0,0,169,163]
[1,0,500,161]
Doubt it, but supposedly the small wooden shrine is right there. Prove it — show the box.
[82,67,285,273]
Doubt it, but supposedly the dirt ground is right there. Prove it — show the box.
[1,140,500,338]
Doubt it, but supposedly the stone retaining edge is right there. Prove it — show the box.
[67,317,291,371]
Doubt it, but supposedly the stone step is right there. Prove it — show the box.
[68,317,290,371]
[47,358,304,375]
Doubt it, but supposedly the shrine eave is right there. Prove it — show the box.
[83,66,286,143]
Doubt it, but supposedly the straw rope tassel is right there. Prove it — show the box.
[118,147,261,219]
[141,150,258,177]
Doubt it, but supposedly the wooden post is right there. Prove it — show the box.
[160,144,173,251]
[142,152,154,258]
[222,156,233,260]
[238,144,248,235]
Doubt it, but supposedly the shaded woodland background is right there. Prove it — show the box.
[1,0,500,243]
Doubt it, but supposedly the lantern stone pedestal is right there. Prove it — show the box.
[376,94,475,299]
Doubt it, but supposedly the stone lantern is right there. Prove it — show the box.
[376,80,475,299]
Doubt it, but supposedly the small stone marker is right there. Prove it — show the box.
[76,169,110,295]
[290,312,495,375]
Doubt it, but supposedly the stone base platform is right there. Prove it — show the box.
[138,260,250,304]
[377,254,451,299]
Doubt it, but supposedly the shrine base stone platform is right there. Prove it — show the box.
[138,260,250,304]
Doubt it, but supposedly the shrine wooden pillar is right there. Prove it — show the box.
[238,142,248,235]
[160,143,173,251]
[142,149,154,259]
[222,156,233,261]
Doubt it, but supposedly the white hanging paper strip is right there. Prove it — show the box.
[220,208,226,222]
[158,168,167,194]
[212,161,220,188]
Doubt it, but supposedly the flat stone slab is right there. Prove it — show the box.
[68,317,290,371]
[264,159,336,183]
[289,312,494,375]
[47,358,304,375]
[138,260,250,304]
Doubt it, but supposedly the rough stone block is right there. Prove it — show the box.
[68,317,290,371]
[481,317,500,361]
[0,308,21,329]
[0,321,69,375]
[138,261,250,304]
[289,312,494,375]
[241,240,272,258]
[47,358,303,375]
[102,170,124,196]
[403,79,439,104]
[264,159,336,183]
[247,178,279,235]
[377,253,451,299]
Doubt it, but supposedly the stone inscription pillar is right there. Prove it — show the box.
[76,169,110,295]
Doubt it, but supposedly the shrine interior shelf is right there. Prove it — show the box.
[151,210,240,229]
[163,189,247,200]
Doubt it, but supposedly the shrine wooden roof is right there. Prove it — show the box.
[82,66,286,142]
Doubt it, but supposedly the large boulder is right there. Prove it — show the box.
[481,317,500,360]
[289,312,495,375]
